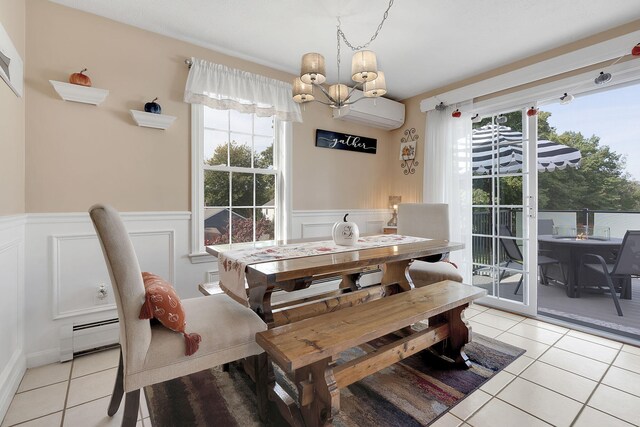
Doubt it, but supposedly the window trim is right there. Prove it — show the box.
[189,104,292,262]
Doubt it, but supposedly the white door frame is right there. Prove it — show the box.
[475,112,538,317]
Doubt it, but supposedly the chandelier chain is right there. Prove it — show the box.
[337,0,394,52]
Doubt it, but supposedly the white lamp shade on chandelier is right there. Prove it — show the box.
[329,84,350,104]
[300,53,327,85]
[364,70,387,97]
[292,78,314,103]
[292,0,394,109]
[351,50,378,82]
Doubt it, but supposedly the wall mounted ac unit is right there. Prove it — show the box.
[333,89,405,130]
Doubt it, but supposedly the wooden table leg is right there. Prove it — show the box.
[381,259,414,291]
[295,358,340,427]
[247,270,275,324]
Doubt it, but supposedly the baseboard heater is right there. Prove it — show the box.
[60,318,120,361]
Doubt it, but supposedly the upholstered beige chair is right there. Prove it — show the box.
[397,203,463,287]
[89,204,267,427]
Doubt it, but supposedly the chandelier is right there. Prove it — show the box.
[292,0,395,109]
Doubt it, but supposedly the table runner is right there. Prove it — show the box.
[217,234,429,305]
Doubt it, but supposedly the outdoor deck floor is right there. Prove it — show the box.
[474,274,640,339]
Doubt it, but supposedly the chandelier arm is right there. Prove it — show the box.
[309,98,339,106]
[343,96,370,105]
[338,0,394,51]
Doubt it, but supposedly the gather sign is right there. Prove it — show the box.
[315,129,377,155]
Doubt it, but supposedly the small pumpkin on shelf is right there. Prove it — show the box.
[144,97,162,114]
[69,68,92,87]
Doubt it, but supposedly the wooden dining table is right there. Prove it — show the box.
[206,236,464,327]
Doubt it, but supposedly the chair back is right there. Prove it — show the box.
[89,204,151,374]
[498,224,523,262]
[538,219,554,235]
[612,230,640,276]
[397,203,450,240]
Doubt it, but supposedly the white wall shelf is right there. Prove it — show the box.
[130,110,176,130]
[49,80,109,105]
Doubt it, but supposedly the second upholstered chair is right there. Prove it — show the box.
[397,203,463,287]
[89,204,267,427]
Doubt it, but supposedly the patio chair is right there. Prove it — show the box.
[498,224,564,295]
[538,219,554,235]
[579,230,640,317]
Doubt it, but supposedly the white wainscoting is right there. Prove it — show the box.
[0,215,26,422]
[24,211,215,367]
[21,208,389,368]
[291,209,390,240]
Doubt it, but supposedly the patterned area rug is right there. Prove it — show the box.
[146,333,523,427]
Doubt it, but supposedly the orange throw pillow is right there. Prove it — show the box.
[139,272,201,356]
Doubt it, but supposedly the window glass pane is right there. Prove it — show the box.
[257,208,275,241]
[255,137,274,169]
[204,207,229,246]
[231,208,254,243]
[473,177,493,206]
[230,133,252,167]
[472,236,494,267]
[204,170,229,206]
[256,209,276,240]
[497,267,524,302]
[254,116,274,136]
[498,176,522,206]
[256,174,275,206]
[204,130,228,166]
[231,172,254,206]
[472,266,495,297]
[472,207,493,236]
[498,208,523,238]
[230,110,252,134]
[204,108,228,130]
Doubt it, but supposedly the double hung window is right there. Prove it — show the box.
[202,107,277,246]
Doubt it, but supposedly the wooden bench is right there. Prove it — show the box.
[256,280,486,426]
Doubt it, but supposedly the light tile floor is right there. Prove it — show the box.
[3,306,640,427]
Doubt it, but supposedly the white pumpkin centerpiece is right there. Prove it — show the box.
[332,213,360,246]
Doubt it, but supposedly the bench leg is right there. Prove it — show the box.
[427,304,471,369]
[295,358,339,427]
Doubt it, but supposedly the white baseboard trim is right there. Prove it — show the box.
[26,348,61,368]
[0,349,26,422]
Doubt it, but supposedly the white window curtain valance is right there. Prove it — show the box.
[184,58,302,122]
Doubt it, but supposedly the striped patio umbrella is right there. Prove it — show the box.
[472,124,582,174]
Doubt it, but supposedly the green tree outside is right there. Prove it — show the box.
[204,140,275,244]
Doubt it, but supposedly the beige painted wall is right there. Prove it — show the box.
[0,0,25,215]
[24,0,394,213]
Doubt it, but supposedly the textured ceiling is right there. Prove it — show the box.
[50,0,640,100]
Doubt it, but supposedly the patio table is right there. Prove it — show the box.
[538,235,630,299]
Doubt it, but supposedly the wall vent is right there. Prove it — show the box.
[60,318,119,361]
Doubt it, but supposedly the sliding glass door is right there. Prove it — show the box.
[471,110,538,316]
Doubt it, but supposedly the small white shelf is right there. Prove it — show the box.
[49,80,109,105]
[130,110,176,130]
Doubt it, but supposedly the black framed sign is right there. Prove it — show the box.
[315,129,377,154]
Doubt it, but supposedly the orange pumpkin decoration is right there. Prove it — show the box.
[69,68,92,87]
